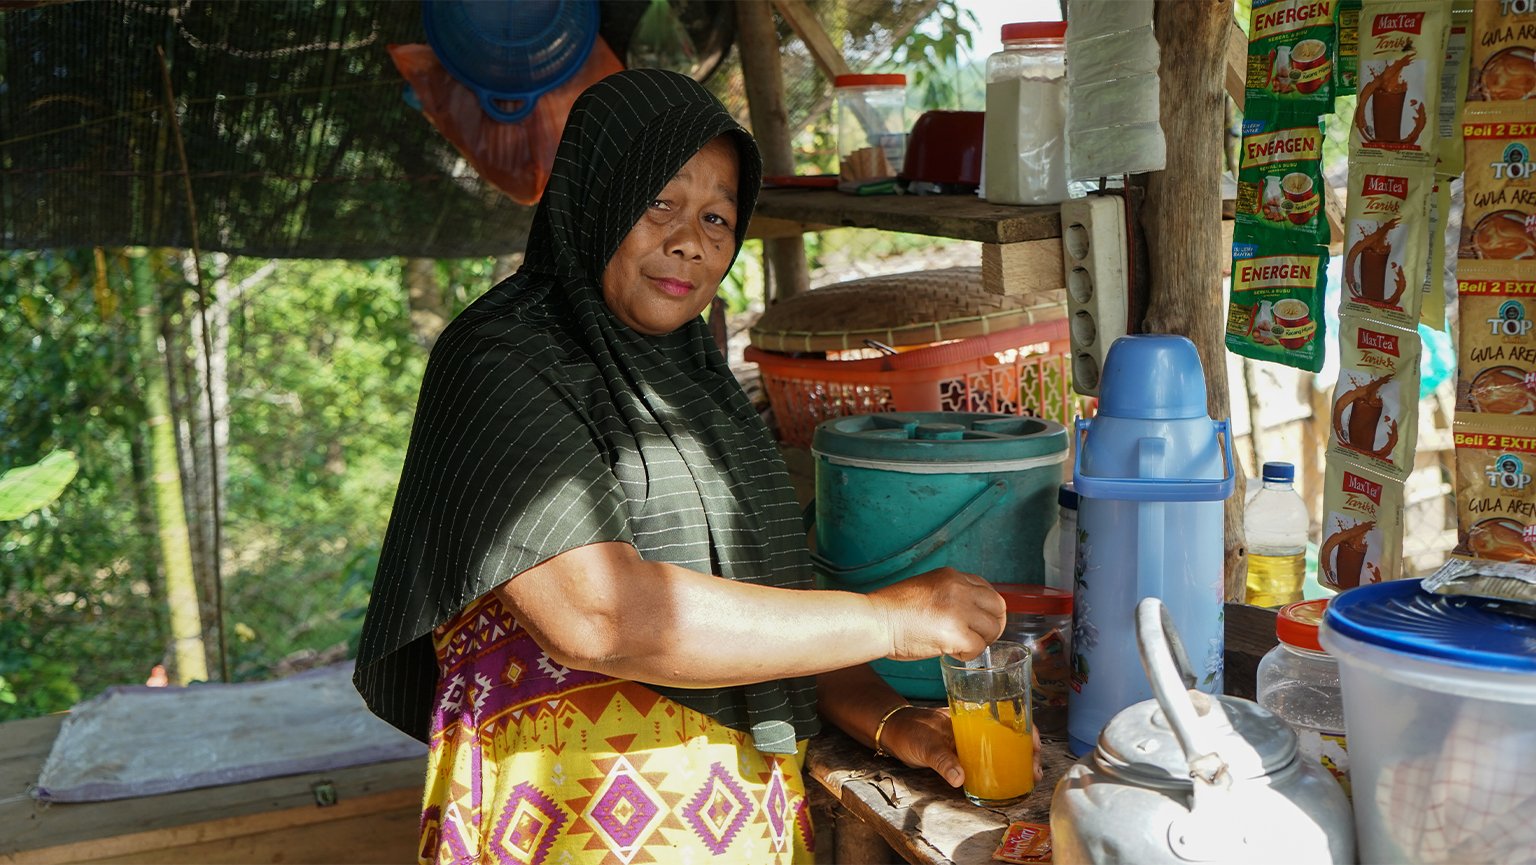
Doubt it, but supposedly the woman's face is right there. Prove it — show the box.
[601,136,740,335]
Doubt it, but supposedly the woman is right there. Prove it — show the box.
[355,69,1009,864]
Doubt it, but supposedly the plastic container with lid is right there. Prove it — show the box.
[1041,482,1077,591]
[996,584,1072,737]
[1257,599,1349,796]
[982,21,1070,205]
[1320,580,1536,864]
[834,73,907,188]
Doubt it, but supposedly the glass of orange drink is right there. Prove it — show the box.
[940,641,1035,806]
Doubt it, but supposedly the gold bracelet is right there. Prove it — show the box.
[872,704,915,758]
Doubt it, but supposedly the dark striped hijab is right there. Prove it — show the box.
[354,69,820,753]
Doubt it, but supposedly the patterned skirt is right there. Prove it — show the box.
[421,593,816,865]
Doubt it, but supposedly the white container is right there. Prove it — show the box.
[1041,482,1077,591]
[1320,580,1536,865]
[982,21,1070,205]
[1257,599,1349,796]
[1244,461,1309,608]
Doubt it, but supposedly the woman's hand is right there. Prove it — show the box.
[880,706,1045,790]
[866,567,1007,662]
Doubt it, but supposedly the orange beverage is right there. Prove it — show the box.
[949,697,1035,804]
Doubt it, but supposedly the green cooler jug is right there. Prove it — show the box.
[811,412,1068,698]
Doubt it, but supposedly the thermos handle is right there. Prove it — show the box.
[1072,419,1237,501]
[1135,598,1230,787]
[808,480,1008,583]
[1136,437,1166,601]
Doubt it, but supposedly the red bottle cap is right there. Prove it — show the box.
[1276,598,1329,652]
[1001,21,1068,42]
[995,584,1073,616]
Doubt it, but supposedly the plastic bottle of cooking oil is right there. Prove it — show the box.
[1245,462,1309,608]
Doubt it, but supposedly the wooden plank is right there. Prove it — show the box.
[1224,602,1280,702]
[1,713,426,864]
[770,0,851,81]
[746,214,835,240]
[1227,17,1248,109]
[754,189,1062,244]
[980,240,1065,298]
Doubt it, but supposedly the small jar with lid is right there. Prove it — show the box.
[834,73,908,187]
[994,584,1072,737]
[982,21,1070,205]
[1257,598,1350,796]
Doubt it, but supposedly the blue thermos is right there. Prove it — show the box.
[1067,335,1236,756]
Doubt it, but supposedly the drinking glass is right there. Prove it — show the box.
[939,640,1035,806]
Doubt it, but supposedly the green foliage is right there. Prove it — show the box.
[880,0,984,111]
[0,450,79,520]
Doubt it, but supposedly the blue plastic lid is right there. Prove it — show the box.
[1323,579,1536,673]
[1057,482,1078,510]
[1262,462,1294,483]
[1096,335,1210,420]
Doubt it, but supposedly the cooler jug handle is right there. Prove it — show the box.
[808,480,1008,583]
[1072,419,1236,501]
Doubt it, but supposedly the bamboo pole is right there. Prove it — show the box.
[737,0,810,302]
[1140,0,1248,600]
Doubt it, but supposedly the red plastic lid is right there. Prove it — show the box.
[1276,598,1329,652]
[834,73,907,88]
[1002,21,1068,42]
[995,584,1072,616]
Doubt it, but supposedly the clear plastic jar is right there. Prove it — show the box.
[835,73,907,185]
[982,21,1070,205]
[1257,598,1350,796]
[995,584,1072,737]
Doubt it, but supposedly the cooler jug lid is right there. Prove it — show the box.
[1096,335,1210,420]
[1324,579,1536,673]
[811,412,1067,465]
[1095,694,1298,789]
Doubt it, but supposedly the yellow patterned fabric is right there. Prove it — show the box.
[419,594,815,865]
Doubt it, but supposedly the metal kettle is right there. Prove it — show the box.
[1051,599,1354,864]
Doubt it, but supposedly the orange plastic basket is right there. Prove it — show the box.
[745,319,1077,447]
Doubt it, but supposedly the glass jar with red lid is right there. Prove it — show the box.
[995,584,1072,737]
[1258,598,1350,795]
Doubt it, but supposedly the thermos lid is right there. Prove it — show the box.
[1323,579,1536,673]
[812,412,1067,468]
[1096,335,1210,420]
[1095,694,1298,790]
[1057,482,1078,510]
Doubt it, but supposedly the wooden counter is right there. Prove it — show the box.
[0,714,424,864]
[750,188,1062,245]
[807,603,1281,864]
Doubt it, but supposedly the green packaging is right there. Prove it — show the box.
[1246,0,1339,114]
[1226,232,1330,372]
[1236,112,1331,247]
[1338,0,1363,94]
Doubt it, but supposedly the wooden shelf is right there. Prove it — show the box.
[750,188,1061,244]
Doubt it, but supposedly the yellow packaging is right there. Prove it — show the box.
[1436,7,1472,175]
[1422,178,1450,331]
[1329,314,1422,478]
[1321,455,1406,589]
[1460,100,1536,259]
[1453,414,1536,563]
[1455,259,1536,414]
[1341,161,1434,327]
[1468,0,1536,100]
[1351,1,1451,163]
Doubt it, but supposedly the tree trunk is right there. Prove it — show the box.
[404,257,451,349]
[737,0,810,303]
[1140,0,1247,601]
[131,252,209,684]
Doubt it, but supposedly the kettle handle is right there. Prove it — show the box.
[1135,598,1230,787]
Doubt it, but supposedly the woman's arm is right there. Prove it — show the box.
[493,540,1005,687]
[816,664,965,787]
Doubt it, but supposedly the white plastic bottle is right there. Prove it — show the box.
[1244,462,1309,608]
[1041,483,1077,591]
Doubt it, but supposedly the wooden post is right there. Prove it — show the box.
[737,0,811,302]
[1139,0,1248,600]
